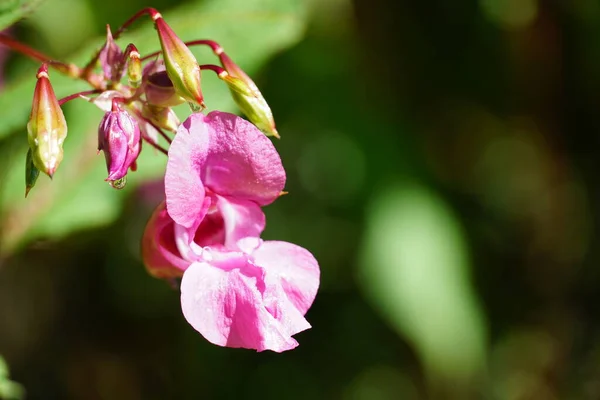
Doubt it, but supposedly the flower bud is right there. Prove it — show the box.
[99,25,124,82]
[142,104,179,132]
[126,44,142,88]
[27,64,68,177]
[25,148,40,197]
[97,102,141,184]
[144,70,185,108]
[153,14,204,107]
[219,52,278,138]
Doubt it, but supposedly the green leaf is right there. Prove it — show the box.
[0,0,308,254]
[0,356,24,400]
[358,182,487,393]
[0,0,46,30]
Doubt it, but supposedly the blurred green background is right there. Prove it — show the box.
[0,0,599,398]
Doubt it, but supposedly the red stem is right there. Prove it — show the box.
[140,39,223,62]
[0,34,80,77]
[114,7,161,39]
[58,90,102,106]
[143,136,169,155]
[200,64,226,76]
[146,120,173,144]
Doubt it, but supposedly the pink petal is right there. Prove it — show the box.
[180,257,301,352]
[251,241,320,316]
[202,111,285,204]
[213,194,265,249]
[167,112,285,216]
[141,202,190,278]
[165,116,209,228]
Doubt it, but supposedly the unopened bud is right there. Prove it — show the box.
[142,104,180,132]
[99,25,124,82]
[219,52,278,138]
[27,64,68,177]
[144,71,185,108]
[127,44,142,88]
[98,102,141,184]
[25,149,40,197]
[153,14,204,107]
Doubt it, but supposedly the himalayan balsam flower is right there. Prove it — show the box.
[142,111,320,352]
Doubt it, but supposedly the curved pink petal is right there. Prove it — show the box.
[201,111,285,205]
[165,116,208,228]
[180,256,304,352]
[166,112,285,218]
[251,241,320,316]
[141,202,190,278]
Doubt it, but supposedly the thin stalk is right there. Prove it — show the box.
[146,120,173,144]
[200,64,226,76]
[114,7,161,39]
[140,39,223,62]
[58,90,102,106]
[0,34,80,77]
[143,136,169,155]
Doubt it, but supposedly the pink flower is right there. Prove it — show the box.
[142,111,320,352]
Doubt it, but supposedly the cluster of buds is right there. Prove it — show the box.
[2,8,319,352]
[1,7,277,194]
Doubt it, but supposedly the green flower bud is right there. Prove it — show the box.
[127,44,142,88]
[219,52,278,138]
[153,13,204,107]
[27,65,68,178]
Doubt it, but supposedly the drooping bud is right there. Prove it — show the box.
[97,100,141,186]
[27,64,68,177]
[126,43,142,88]
[218,52,278,138]
[25,148,40,197]
[142,104,180,132]
[98,25,124,82]
[152,12,204,107]
[144,70,185,108]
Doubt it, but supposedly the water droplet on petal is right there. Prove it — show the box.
[109,176,127,189]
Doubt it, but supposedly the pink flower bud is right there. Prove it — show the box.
[27,64,68,178]
[98,25,124,82]
[97,103,141,183]
[153,13,204,107]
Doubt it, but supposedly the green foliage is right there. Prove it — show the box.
[359,182,487,393]
[0,356,24,400]
[0,0,45,30]
[0,0,308,254]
